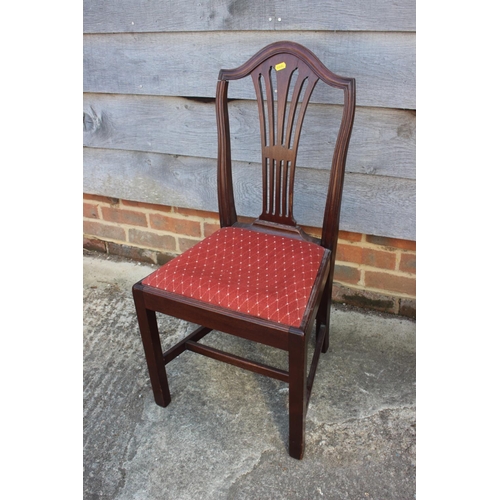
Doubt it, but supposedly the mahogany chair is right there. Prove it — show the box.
[133,41,355,459]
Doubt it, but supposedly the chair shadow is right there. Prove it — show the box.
[193,325,320,452]
[154,316,323,454]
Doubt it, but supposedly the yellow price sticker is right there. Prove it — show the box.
[275,62,286,71]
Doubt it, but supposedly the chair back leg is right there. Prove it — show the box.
[316,274,332,353]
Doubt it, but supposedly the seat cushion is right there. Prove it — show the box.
[142,226,326,328]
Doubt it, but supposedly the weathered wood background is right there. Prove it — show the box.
[83,0,416,240]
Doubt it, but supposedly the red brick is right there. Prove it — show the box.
[365,271,416,296]
[335,243,363,264]
[333,264,361,285]
[362,248,397,270]
[83,220,126,242]
[399,253,416,274]
[83,193,119,205]
[302,225,322,239]
[301,227,364,242]
[237,215,256,224]
[366,235,416,251]
[83,203,99,219]
[399,298,416,318]
[128,229,176,251]
[83,237,106,253]
[179,237,201,253]
[107,242,157,264]
[175,206,219,220]
[101,207,148,227]
[204,222,221,237]
[331,283,398,314]
[149,214,201,237]
[338,230,363,242]
[122,199,172,213]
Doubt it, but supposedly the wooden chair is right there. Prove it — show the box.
[133,41,355,459]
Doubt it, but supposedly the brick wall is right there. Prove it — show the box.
[84,194,416,318]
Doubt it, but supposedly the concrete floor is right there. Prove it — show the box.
[83,251,416,499]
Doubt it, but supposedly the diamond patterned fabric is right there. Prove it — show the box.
[142,227,326,327]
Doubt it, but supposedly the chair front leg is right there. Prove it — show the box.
[133,285,171,407]
[288,329,308,459]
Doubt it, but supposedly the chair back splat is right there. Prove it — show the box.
[133,41,355,459]
[216,41,355,252]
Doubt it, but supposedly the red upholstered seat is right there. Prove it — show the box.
[142,227,326,328]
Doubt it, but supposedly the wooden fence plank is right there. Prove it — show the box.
[83,31,415,109]
[83,94,415,180]
[83,148,416,240]
[83,0,416,34]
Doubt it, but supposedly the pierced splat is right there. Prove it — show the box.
[251,55,319,225]
[216,41,356,251]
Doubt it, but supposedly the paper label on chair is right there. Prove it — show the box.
[275,62,286,71]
